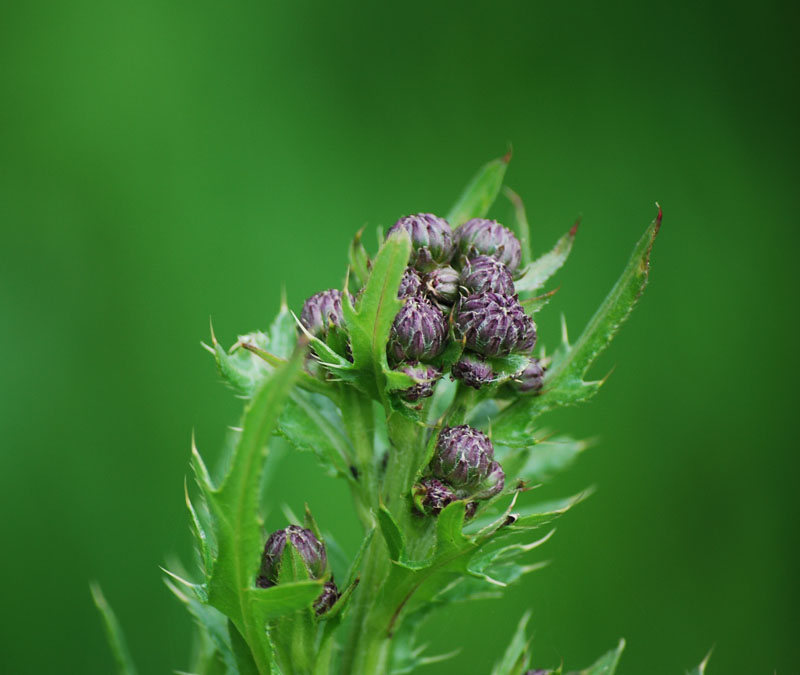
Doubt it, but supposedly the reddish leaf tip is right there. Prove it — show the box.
[502,145,513,164]
[569,216,582,237]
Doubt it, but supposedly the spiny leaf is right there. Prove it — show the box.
[491,610,532,675]
[504,187,532,266]
[200,349,305,672]
[90,583,139,675]
[514,220,579,295]
[579,639,625,675]
[342,231,412,403]
[349,227,371,289]
[493,208,661,445]
[447,151,511,227]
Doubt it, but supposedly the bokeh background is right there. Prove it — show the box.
[2,1,798,673]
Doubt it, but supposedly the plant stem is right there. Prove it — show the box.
[339,387,377,527]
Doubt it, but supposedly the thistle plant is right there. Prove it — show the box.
[93,154,713,675]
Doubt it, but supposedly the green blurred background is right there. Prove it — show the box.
[2,1,798,673]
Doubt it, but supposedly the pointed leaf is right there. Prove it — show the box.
[90,583,139,675]
[349,227,371,289]
[579,639,625,675]
[447,152,511,227]
[686,648,713,675]
[504,187,532,266]
[491,611,532,675]
[342,231,412,402]
[514,221,579,294]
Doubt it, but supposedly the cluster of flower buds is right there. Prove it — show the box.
[415,424,505,517]
[385,213,544,399]
[257,525,339,615]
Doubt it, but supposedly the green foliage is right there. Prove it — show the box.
[94,155,681,675]
[90,583,139,675]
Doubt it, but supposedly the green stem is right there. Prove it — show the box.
[339,387,377,527]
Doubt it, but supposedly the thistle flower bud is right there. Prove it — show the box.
[455,218,522,273]
[300,290,346,339]
[451,353,494,389]
[454,293,536,357]
[414,477,456,515]
[388,296,447,364]
[387,213,454,272]
[461,255,515,296]
[397,267,423,299]
[513,357,546,394]
[313,580,339,615]
[474,460,505,500]
[257,525,327,588]
[431,425,494,489]
[425,265,460,306]
[393,362,442,401]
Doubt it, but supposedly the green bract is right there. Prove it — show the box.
[94,154,683,675]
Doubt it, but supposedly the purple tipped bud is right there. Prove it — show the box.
[451,353,494,389]
[300,290,346,339]
[398,267,423,299]
[431,425,495,489]
[425,265,460,306]
[456,219,522,273]
[388,296,448,364]
[474,461,505,500]
[514,357,546,394]
[313,580,339,615]
[393,362,442,401]
[461,255,515,296]
[454,293,536,357]
[387,213,454,272]
[257,525,327,587]
[415,477,456,515]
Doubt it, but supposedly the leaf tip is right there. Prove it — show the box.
[569,215,582,237]
[501,145,513,164]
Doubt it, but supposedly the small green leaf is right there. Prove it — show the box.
[493,209,661,445]
[491,610,532,675]
[503,187,532,266]
[349,227,371,289]
[447,151,511,227]
[378,505,406,562]
[342,232,412,403]
[90,583,139,675]
[514,220,579,295]
[579,639,625,675]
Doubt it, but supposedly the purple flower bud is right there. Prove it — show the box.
[257,525,327,587]
[387,213,454,272]
[456,218,522,273]
[451,353,494,389]
[388,296,448,364]
[415,477,456,515]
[300,290,346,339]
[513,357,546,394]
[425,265,460,306]
[454,293,536,357]
[474,461,505,500]
[398,267,423,299]
[313,580,339,615]
[461,255,515,296]
[431,425,495,489]
[393,362,442,401]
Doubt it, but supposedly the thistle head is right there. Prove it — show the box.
[393,362,443,401]
[431,425,494,489]
[388,213,454,272]
[425,265,460,307]
[461,255,515,296]
[387,296,448,364]
[257,525,327,587]
[451,352,494,389]
[513,357,546,394]
[455,218,522,273]
[414,477,456,515]
[398,267,423,299]
[300,289,346,340]
[454,293,536,357]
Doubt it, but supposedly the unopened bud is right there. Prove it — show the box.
[387,213,454,272]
